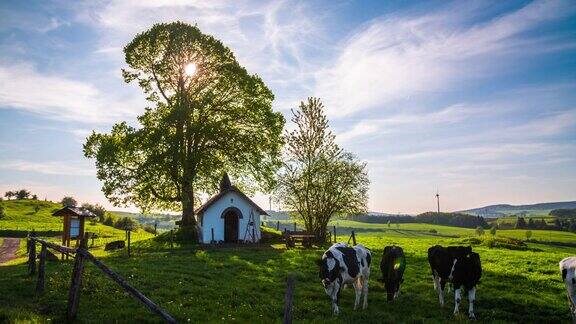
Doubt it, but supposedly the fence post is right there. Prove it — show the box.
[328,231,332,244]
[277,221,280,231]
[351,230,357,245]
[67,235,88,321]
[127,230,131,258]
[170,230,174,250]
[28,232,37,276]
[36,243,47,293]
[283,276,296,324]
[293,222,297,232]
[333,226,337,243]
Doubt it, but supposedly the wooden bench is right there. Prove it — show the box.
[283,230,316,248]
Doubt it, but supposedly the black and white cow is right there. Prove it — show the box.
[379,245,406,301]
[317,242,371,315]
[428,245,482,319]
[560,256,576,320]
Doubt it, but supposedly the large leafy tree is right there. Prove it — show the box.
[84,22,284,240]
[276,97,369,241]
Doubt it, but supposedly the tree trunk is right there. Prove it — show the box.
[180,182,196,227]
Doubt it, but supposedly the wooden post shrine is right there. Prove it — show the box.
[53,206,96,258]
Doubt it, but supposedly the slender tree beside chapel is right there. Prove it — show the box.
[276,97,369,241]
[84,22,284,241]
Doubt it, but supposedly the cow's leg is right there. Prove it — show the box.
[331,282,341,315]
[438,280,446,307]
[353,278,362,310]
[395,283,401,299]
[362,276,369,309]
[453,288,461,316]
[468,287,476,320]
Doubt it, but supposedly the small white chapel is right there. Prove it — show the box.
[195,173,268,244]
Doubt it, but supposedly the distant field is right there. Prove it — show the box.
[0,200,153,248]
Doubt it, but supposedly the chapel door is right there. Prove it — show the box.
[224,211,239,242]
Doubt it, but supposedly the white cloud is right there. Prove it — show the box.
[0,62,142,123]
[315,0,576,118]
[0,160,94,176]
[337,103,475,143]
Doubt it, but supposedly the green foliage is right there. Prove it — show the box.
[174,225,199,242]
[416,212,489,228]
[276,97,369,240]
[114,216,140,231]
[4,189,34,200]
[84,22,285,232]
[15,189,31,200]
[142,224,156,234]
[515,217,527,229]
[490,225,497,236]
[60,196,77,207]
[82,203,106,222]
[475,226,485,236]
[526,230,533,240]
[0,205,4,219]
[549,208,576,218]
[462,236,531,251]
[102,213,117,226]
[4,191,15,200]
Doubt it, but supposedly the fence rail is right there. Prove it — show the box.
[27,233,176,323]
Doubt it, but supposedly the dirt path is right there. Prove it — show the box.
[0,238,21,264]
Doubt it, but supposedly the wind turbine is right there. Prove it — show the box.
[435,190,440,214]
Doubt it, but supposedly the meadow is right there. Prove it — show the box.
[1,200,575,323]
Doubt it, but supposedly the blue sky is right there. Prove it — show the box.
[0,0,575,214]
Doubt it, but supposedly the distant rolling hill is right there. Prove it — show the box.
[460,201,576,217]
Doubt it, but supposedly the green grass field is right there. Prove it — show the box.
[1,200,575,323]
[0,200,153,263]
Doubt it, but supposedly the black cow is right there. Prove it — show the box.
[379,245,406,301]
[317,242,372,315]
[428,245,481,319]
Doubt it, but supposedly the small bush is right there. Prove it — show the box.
[114,217,140,231]
[174,225,200,242]
[61,196,77,207]
[429,229,437,234]
[462,236,530,251]
[0,205,5,219]
[142,224,156,234]
[490,226,497,236]
[475,226,485,236]
[103,213,118,226]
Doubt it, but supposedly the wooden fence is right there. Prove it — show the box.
[27,233,176,323]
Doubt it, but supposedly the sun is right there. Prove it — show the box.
[184,63,196,77]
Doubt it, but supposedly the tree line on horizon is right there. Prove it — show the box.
[346,212,489,229]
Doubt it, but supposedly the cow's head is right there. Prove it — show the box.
[317,251,340,295]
